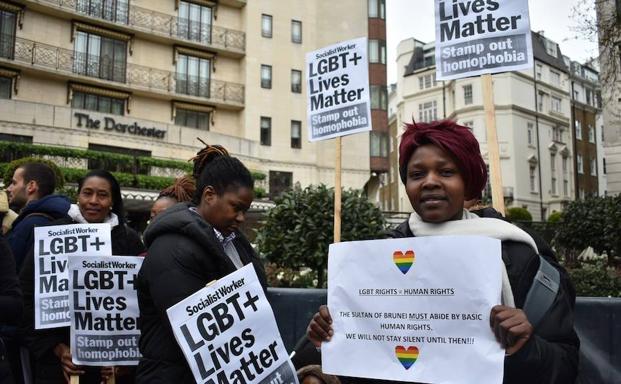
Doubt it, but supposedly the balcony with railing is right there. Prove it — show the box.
[0,35,244,108]
[22,0,245,56]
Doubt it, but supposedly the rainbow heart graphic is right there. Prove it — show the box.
[393,250,415,274]
[395,345,419,369]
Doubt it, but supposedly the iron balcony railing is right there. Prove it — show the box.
[30,0,245,52]
[3,35,244,105]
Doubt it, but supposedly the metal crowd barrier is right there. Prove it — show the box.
[266,288,621,384]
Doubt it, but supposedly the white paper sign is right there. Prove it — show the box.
[306,36,371,142]
[34,224,112,329]
[69,255,143,366]
[435,0,533,80]
[167,264,299,384]
[322,236,505,384]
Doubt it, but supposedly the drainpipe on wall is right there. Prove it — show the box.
[442,80,447,118]
[570,80,579,200]
[533,64,545,220]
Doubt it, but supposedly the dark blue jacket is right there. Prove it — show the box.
[7,195,70,271]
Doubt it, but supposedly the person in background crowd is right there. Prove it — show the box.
[7,162,70,271]
[149,175,195,220]
[306,120,579,384]
[0,231,22,384]
[0,191,18,235]
[4,162,69,384]
[20,170,145,384]
[297,365,341,384]
[135,143,266,383]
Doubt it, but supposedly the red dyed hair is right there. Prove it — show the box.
[399,120,487,200]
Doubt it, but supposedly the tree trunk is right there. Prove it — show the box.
[316,264,326,288]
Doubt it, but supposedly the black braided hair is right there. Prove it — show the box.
[157,175,195,202]
[190,139,253,204]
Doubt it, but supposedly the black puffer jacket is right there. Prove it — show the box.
[370,210,579,384]
[19,217,145,384]
[135,203,267,383]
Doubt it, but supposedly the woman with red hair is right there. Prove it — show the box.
[307,120,579,384]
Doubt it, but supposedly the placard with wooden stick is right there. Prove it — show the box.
[334,137,342,243]
[434,0,533,214]
[305,37,372,243]
[481,74,505,215]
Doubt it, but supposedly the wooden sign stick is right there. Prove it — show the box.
[481,74,506,216]
[334,137,342,243]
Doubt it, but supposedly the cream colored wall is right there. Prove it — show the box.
[15,75,67,106]
[242,0,370,189]
[3,0,374,193]
[132,0,174,14]
[217,3,243,31]
[19,10,72,49]
[131,40,173,71]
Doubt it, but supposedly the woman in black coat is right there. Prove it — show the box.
[307,120,579,384]
[135,144,266,383]
[20,170,145,384]
[0,230,22,384]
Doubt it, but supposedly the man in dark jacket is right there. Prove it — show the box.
[136,203,267,383]
[6,162,70,271]
[0,231,23,383]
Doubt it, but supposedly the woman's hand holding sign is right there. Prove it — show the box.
[308,304,533,356]
[54,343,84,382]
[307,305,333,348]
[490,305,533,355]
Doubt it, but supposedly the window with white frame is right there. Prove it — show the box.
[588,125,595,143]
[368,39,386,64]
[550,71,560,86]
[545,40,557,57]
[538,91,546,112]
[551,153,556,173]
[0,77,12,99]
[577,154,583,174]
[418,101,437,123]
[419,74,436,90]
[529,166,537,192]
[590,158,597,176]
[291,120,301,149]
[261,14,272,38]
[175,108,210,130]
[562,156,568,174]
[575,121,582,140]
[371,85,388,110]
[260,116,271,146]
[563,180,568,197]
[536,64,542,80]
[368,0,386,19]
[551,96,562,113]
[370,132,389,158]
[551,175,557,195]
[527,122,534,145]
[463,84,473,105]
[291,69,302,93]
[261,64,272,89]
[291,20,302,43]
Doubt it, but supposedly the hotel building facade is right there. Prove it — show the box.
[0,0,388,224]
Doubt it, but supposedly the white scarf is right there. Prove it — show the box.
[68,204,119,228]
[408,209,540,307]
